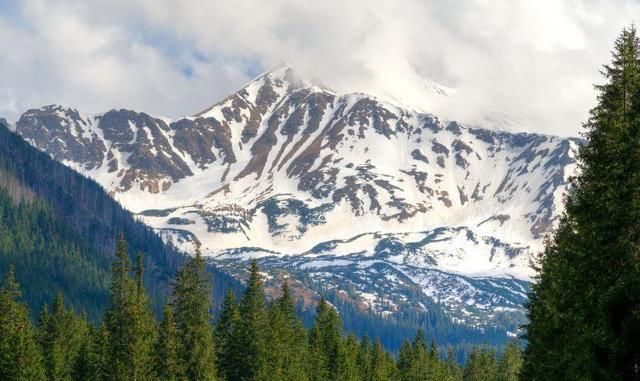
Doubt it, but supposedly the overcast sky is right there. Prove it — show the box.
[0,0,638,136]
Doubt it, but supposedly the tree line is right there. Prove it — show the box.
[0,234,523,381]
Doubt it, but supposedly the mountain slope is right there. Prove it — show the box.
[0,120,240,319]
[14,66,580,331]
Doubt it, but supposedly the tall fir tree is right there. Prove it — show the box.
[214,289,240,381]
[37,292,89,381]
[103,233,135,381]
[130,253,157,381]
[104,236,156,381]
[235,260,268,381]
[155,305,186,381]
[257,282,309,381]
[173,247,217,381]
[496,341,522,381]
[522,25,640,380]
[308,296,343,381]
[0,267,46,381]
[336,334,361,381]
[463,345,497,381]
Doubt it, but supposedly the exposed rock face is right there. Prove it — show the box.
[15,64,580,330]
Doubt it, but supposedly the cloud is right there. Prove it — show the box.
[0,0,638,136]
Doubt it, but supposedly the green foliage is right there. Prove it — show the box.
[235,260,268,381]
[257,282,309,381]
[522,25,640,380]
[214,289,240,381]
[0,236,523,381]
[173,248,217,381]
[103,236,155,381]
[463,345,497,381]
[0,268,46,381]
[155,305,186,381]
[308,296,343,381]
[37,292,89,381]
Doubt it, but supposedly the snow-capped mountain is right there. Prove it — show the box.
[14,65,580,330]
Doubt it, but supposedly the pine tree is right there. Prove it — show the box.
[72,318,93,381]
[463,345,497,381]
[130,253,157,381]
[496,341,522,381]
[37,292,89,381]
[369,340,396,381]
[235,260,268,381]
[397,330,430,381]
[257,282,309,381]
[87,325,109,381]
[104,233,135,381]
[0,267,46,381]
[522,25,640,380]
[104,236,156,381]
[308,296,342,381]
[336,334,360,381]
[356,334,374,380]
[155,305,186,381]
[215,289,240,381]
[173,247,217,381]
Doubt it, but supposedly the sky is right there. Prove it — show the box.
[0,0,638,137]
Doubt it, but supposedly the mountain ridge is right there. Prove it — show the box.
[13,65,580,330]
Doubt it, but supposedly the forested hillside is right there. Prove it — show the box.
[0,120,239,319]
[0,239,523,381]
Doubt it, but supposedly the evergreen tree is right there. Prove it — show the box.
[173,247,217,381]
[397,330,430,381]
[235,260,268,381]
[155,305,186,381]
[215,289,240,381]
[37,292,89,381]
[72,320,93,381]
[0,268,46,381]
[104,233,135,381]
[357,335,373,381]
[522,25,640,380]
[336,334,360,381]
[496,341,521,381]
[257,282,309,381]
[87,325,109,381]
[104,236,156,381]
[369,340,396,381]
[463,346,497,381]
[130,253,157,381]
[308,296,342,381]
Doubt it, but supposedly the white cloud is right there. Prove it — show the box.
[0,0,638,136]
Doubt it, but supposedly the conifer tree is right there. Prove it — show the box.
[130,253,157,381]
[155,305,186,381]
[496,341,522,381]
[357,335,373,381]
[87,325,109,381]
[258,282,309,381]
[308,296,342,381]
[104,236,156,381]
[215,289,240,381]
[173,247,217,381]
[37,292,89,381]
[104,233,135,381]
[336,334,360,381]
[0,267,46,381]
[522,25,640,380]
[235,260,268,381]
[72,320,93,381]
[463,346,497,381]
[369,340,396,381]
